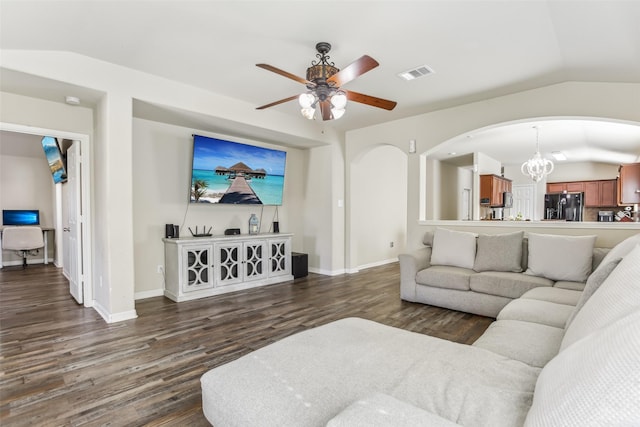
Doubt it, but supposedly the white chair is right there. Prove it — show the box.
[1,226,45,269]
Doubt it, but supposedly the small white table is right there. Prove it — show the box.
[0,227,53,268]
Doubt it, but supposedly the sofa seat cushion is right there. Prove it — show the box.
[473,320,563,368]
[201,317,539,427]
[416,265,473,291]
[326,393,461,427]
[553,280,586,291]
[497,299,575,328]
[520,287,582,306]
[470,271,553,299]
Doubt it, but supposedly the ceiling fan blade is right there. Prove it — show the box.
[345,90,397,111]
[256,63,312,85]
[319,100,332,121]
[256,95,299,110]
[327,55,379,87]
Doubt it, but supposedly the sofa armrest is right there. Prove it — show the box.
[398,247,432,301]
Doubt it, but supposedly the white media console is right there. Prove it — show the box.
[163,233,293,302]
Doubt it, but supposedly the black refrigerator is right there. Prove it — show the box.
[544,192,584,221]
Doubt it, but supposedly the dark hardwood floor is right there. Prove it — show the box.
[0,262,493,426]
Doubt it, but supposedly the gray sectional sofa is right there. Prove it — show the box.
[200,232,640,426]
[399,229,609,317]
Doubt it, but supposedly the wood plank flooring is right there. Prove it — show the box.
[0,262,493,426]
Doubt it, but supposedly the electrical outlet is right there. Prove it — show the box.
[157,265,164,274]
[390,242,394,248]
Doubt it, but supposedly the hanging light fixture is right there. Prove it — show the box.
[521,126,554,182]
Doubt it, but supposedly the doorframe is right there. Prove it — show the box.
[1,122,93,307]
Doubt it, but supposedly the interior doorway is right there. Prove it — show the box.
[0,122,93,307]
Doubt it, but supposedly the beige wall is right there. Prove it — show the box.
[131,118,306,296]
[346,82,640,253]
[0,133,55,264]
[1,50,344,321]
[350,145,407,270]
[0,93,93,268]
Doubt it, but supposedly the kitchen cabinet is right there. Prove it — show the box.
[618,163,640,204]
[163,233,293,302]
[584,179,617,207]
[546,182,566,193]
[547,181,585,193]
[480,174,512,206]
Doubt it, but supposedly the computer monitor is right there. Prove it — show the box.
[2,210,40,226]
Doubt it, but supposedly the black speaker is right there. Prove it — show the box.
[291,252,308,279]
[173,225,179,238]
[273,221,279,233]
[165,224,174,238]
[225,228,241,235]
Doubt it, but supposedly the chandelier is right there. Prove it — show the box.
[521,126,554,182]
[298,42,347,120]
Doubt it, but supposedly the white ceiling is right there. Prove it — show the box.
[1,1,639,163]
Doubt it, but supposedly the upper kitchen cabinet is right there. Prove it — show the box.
[584,180,617,207]
[618,163,640,204]
[547,181,585,193]
[480,174,512,207]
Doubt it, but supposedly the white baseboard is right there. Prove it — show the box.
[135,289,164,300]
[356,258,398,271]
[308,267,346,276]
[93,301,138,323]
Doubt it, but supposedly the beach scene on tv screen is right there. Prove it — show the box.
[191,135,286,205]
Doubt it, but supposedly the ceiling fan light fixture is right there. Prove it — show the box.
[301,106,316,120]
[331,91,347,109]
[331,108,345,120]
[298,92,316,108]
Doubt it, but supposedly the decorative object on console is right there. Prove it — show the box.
[255,42,397,121]
[521,126,554,182]
[248,214,259,235]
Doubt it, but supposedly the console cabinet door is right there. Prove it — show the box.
[215,242,243,287]
[268,238,291,278]
[243,240,267,282]
[182,244,214,293]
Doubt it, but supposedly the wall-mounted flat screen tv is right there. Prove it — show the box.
[2,209,40,226]
[41,136,67,184]
[190,134,287,205]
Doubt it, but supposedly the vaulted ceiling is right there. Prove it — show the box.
[1,1,639,163]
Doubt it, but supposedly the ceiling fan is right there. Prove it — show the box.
[256,42,397,121]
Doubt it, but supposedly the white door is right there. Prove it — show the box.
[65,142,83,304]
[512,184,536,221]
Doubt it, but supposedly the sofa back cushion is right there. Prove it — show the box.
[525,233,596,282]
[560,243,640,351]
[430,228,477,270]
[564,257,622,328]
[524,310,640,426]
[473,231,524,272]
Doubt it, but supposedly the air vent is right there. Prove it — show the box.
[398,65,435,81]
